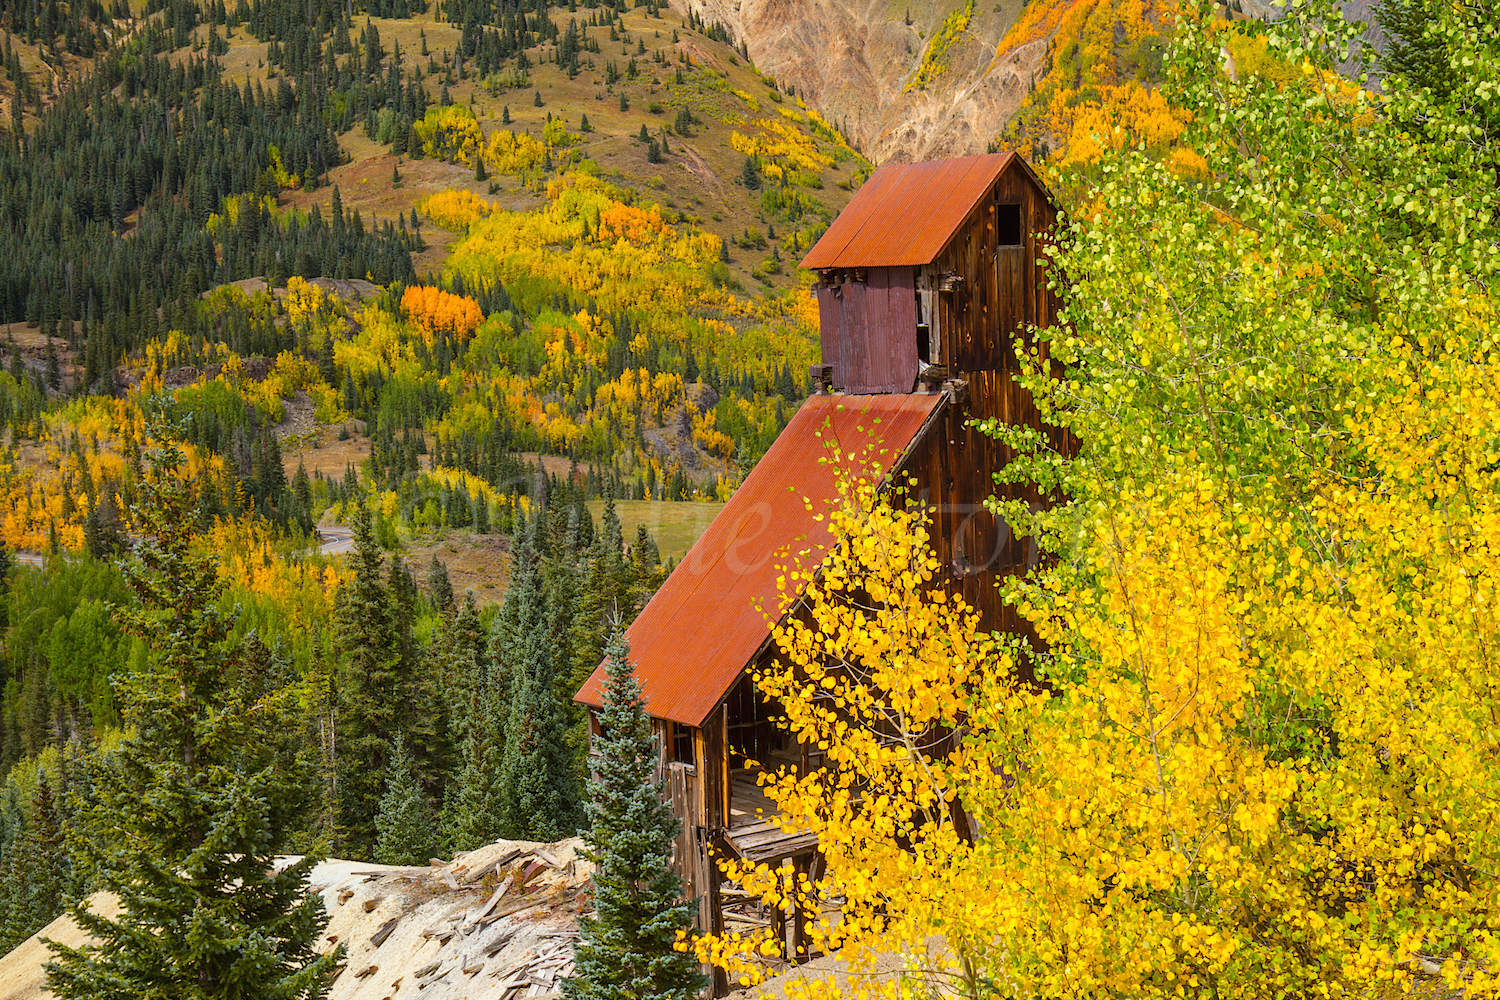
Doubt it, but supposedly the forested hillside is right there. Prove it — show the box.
[0,0,868,958]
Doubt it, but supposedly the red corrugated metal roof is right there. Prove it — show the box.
[574,391,947,728]
[801,152,1017,270]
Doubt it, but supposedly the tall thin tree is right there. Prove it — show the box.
[566,630,701,1000]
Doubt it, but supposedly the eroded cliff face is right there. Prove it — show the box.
[677,0,1045,164]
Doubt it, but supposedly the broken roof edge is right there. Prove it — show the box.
[573,389,953,729]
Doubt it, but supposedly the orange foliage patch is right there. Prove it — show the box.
[998,0,1193,180]
[401,286,484,349]
[594,202,668,245]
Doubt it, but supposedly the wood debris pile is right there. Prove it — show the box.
[311,838,594,1000]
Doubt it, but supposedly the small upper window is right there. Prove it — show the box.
[672,725,696,767]
[997,203,1023,246]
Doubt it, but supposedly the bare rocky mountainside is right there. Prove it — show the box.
[684,0,1387,164]
[684,0,1047,162]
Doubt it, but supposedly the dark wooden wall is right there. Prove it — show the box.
[816,161,1058,398]
[903,166,1062,649]
[935,166,1058,372]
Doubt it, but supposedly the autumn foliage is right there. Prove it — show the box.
[418,189,495,231]
[401,285,483,347]
[699,0,1500,995]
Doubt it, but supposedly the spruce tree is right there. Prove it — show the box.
[2,775,68,951]
[0,539,11,631]
[497,537,581,840]
[427,553,454,613]
[441,712,505,853]
[1377,0,1453,97]
[389,554,448,791]
[441,596,506,853]
[374,734,437,866]
[333,497,401,853]
[569,540,611,695]
[45,422,338,1000]
[565,631,702,1000]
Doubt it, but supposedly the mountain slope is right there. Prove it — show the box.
[682,0,1048,162]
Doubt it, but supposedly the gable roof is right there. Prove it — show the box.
[575,391,948,728]
[802,151,1045,271]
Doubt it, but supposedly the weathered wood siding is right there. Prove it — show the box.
[816,267,920,394]
[933,166,1057,373]
[901,167,1062,654]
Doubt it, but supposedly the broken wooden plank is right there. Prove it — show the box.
[440,868,460,891]
[370,917,400,947]
[462,848,524,885]
[465,872,516,927]
[483,929,518,958]
[477,887,567,925]
[362,897,383,913]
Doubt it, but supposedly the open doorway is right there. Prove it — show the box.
[723,673,800,828]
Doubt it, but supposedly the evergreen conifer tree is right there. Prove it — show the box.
[442,597,506,853]
[374,734,437,865]
[427,554,454,613]
[2,775,68,951]
[569,540,610,696]
[564,631,702,1000]
[333,498,401,853]
[0,540,11,631]
[45,420,338,1000]
[497,537,581,840]
[1378,0,1451,96]
[43,336,59,389]
[441,712,505,853]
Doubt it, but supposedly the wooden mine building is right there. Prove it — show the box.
[574,151,1062,995]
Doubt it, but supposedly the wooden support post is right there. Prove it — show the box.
[709,838,728,998]
[792,855,810,959]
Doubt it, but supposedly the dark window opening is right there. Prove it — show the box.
[672,725,696,767]
[997,203,1023,246]
[916,278,932,363]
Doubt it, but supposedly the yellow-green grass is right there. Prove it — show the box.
[586,498,726,563]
